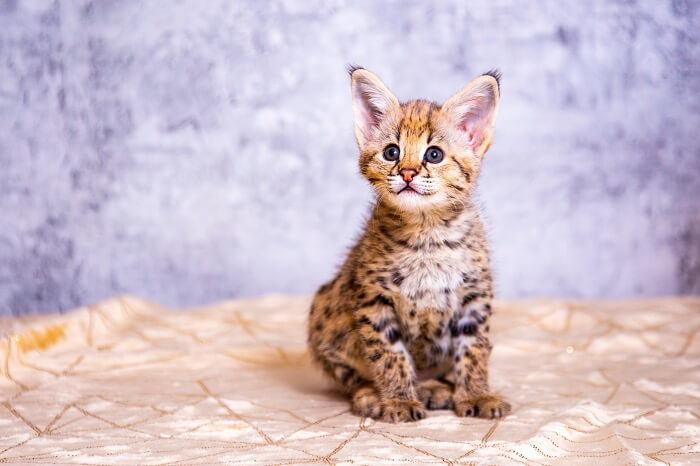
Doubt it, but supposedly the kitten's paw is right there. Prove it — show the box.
[417,380,453,410]
[351,386,382,419]
[380,399,426,423]
[454,394,511,419]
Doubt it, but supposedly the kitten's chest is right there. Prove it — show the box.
[395,248,470,311]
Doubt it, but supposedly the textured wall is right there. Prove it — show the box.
[1,0,698,315]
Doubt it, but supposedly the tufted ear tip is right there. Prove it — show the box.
[481,69,501,92]
[347,64,365,77]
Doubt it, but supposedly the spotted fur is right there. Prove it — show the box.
[308,68,510,422]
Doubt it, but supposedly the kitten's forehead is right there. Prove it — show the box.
[398,100,440,142]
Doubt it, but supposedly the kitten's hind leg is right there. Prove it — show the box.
[416,379,453,410]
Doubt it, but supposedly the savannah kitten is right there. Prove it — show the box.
[308,67,510,422]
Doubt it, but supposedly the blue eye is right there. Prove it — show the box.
[424,146,444,164]
[383,144,400,161]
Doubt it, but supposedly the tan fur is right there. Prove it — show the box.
[308,68,510,422]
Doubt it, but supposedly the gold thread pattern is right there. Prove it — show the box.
[0,296,698,464]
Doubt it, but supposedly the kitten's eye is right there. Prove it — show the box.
[383,144,400,162]
[424,146,444,164]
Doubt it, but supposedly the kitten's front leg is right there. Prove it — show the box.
[450,299,511,419]
[354,295,425,422]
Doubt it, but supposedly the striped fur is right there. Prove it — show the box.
[308,68,510,422]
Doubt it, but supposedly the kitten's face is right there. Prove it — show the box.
[350,68,500,213]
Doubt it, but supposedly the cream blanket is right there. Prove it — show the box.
[1,296,698,465]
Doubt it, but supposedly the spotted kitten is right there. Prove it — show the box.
[308,67,510,422]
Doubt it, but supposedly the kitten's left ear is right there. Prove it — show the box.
[442,71,500,156]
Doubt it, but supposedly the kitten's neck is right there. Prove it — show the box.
[370,197,478,243]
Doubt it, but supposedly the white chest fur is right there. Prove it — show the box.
[397,247,473,310]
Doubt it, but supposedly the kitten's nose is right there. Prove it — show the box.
[399,168,418,183]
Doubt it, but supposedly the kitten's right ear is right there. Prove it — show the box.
[350,68,400,149]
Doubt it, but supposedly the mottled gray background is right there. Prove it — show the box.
[1,0,699,315]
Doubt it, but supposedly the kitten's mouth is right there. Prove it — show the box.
[397,186,421,195]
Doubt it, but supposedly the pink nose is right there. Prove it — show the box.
[400,168,417,183]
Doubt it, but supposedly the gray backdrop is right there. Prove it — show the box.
[1,0,699,315]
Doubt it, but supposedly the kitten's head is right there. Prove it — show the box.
[350,66,500,213]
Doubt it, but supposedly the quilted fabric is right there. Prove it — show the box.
[1,295,698,464]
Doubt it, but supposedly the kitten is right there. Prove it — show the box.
[307,67,510,422]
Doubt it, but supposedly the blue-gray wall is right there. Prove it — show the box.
[1,0,699,315]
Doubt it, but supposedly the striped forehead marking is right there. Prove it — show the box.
[397,100,438,143]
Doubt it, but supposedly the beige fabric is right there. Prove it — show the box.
[1,296,699,465]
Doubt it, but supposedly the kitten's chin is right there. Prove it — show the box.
[383,189,447,212]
